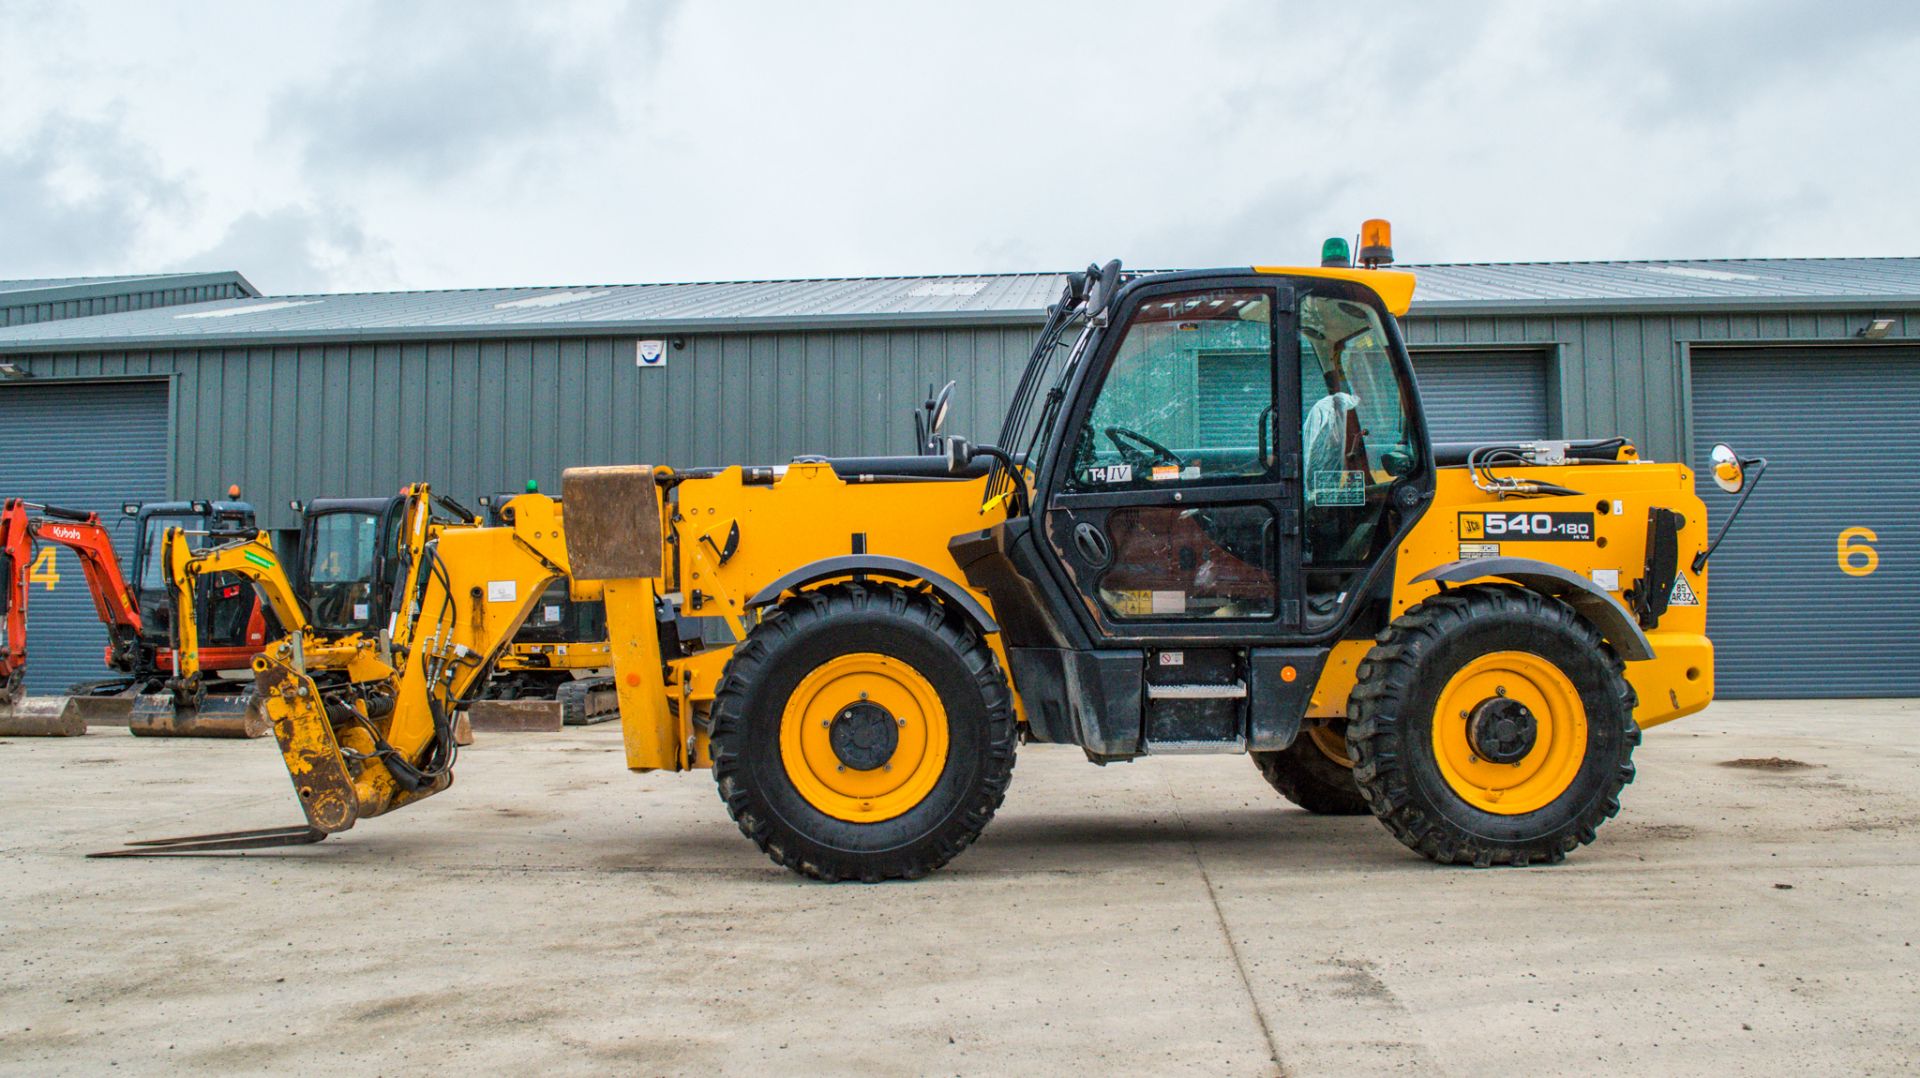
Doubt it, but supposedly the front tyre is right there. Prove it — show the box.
[709,583,1017,882]
[1347,585,1639,867]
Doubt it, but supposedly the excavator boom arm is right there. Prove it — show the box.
[256,491,573,831]
[27,514,143,647]
[0,500,32,695]
[164,528,309,687]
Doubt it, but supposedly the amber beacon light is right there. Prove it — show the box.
[1359,218,1395,268]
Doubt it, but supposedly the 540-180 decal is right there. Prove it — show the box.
[1459,511,1595,542]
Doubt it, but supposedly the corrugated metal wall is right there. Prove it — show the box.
[1402,309,1920,461]
[1690,347,1920,697]
[0,380,170,693]
[6,306,1914,532]
[10,325,1040,530]
[0,282,251,328]
[1409,350,1551,442]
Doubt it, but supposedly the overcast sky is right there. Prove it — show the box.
[2,1,1916,295]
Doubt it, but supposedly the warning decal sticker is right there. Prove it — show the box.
[1311,471,1367,506]
[1668,575,1700,606]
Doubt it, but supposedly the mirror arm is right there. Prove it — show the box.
[1692,456,1768,574]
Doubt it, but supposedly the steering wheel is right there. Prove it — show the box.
[1105,426,1183,470]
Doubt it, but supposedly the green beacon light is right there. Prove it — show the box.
[526,479,539,494]
[1321,236,1351,268]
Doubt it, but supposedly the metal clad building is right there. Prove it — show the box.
[0,272,257,328]
[1,259,1915,698]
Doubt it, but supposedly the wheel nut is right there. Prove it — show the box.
[896,718,906,727]
[836,764,845,772]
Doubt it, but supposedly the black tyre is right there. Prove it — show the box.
[1250,721,1369,815]
[709,582,1017,881]
[1347,585,1639,867]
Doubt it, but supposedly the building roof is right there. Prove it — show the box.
[0,271,260,309]
[0,258,1915,354]
[1404,257,1920,314]
[0,273,1067,353]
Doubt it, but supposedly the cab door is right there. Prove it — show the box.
[1038,278,1301,641]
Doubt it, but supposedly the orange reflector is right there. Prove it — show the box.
[1281,665,1297,683]
[625,672,643,687]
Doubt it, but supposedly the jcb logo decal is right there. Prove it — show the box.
[1459,515,1485,539]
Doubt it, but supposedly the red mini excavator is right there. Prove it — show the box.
[0,499,33,729]
[0,492,272,736]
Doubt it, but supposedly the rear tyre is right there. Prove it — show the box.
[1347,585,1639,867]
[709,582,1017,882]
[1250,721,1369,815]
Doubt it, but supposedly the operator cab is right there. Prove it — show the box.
[294,497,409,635]
[951,231,1433,758]
[127,493,260,648]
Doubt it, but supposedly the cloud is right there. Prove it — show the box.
[268,0,683,182]
[178,204,397,294]
[0,116,190,276]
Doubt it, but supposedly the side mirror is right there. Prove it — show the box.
[929,380,955,439]
[1380,448,1415,479]
[1086,259,1123,322]
[1709,443,1745,494]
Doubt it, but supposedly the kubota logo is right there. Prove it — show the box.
[47,526,83,541]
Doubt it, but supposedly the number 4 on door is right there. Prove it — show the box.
[28,547,60,589]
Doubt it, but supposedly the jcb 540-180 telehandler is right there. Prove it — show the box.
[99,225,1764,877]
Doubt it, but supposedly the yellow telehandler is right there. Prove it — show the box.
[97,226,1765,877]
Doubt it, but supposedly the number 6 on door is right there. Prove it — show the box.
[1837,527,1879,577]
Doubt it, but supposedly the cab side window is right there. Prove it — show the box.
[1298,292,1419,618]
[1067,288,1275,490]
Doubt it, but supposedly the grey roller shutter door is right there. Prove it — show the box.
[1197,351,1268,449]
[1691,348,1919,697]
[1411,350,1551,443]
[0,380,169,693]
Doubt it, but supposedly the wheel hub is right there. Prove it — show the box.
[829,700,900,771]
[1467,696,1537,764]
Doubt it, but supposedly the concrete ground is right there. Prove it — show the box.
[1,700,1916,1076]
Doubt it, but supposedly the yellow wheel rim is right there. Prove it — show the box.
[1307,722,1353,769]
[779,652,950,823]
[1431,650,1587,816]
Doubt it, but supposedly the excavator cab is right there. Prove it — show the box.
[293,497,409,636]
[127,498,265,668]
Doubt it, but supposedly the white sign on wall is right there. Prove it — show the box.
[636,339,666,368]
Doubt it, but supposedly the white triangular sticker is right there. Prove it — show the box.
[1668,575,1700,606]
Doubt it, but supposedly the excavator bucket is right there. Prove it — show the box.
[128,690,270,738]
[0,696,87,736]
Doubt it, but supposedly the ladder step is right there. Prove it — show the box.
[1146,681,1248,701]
